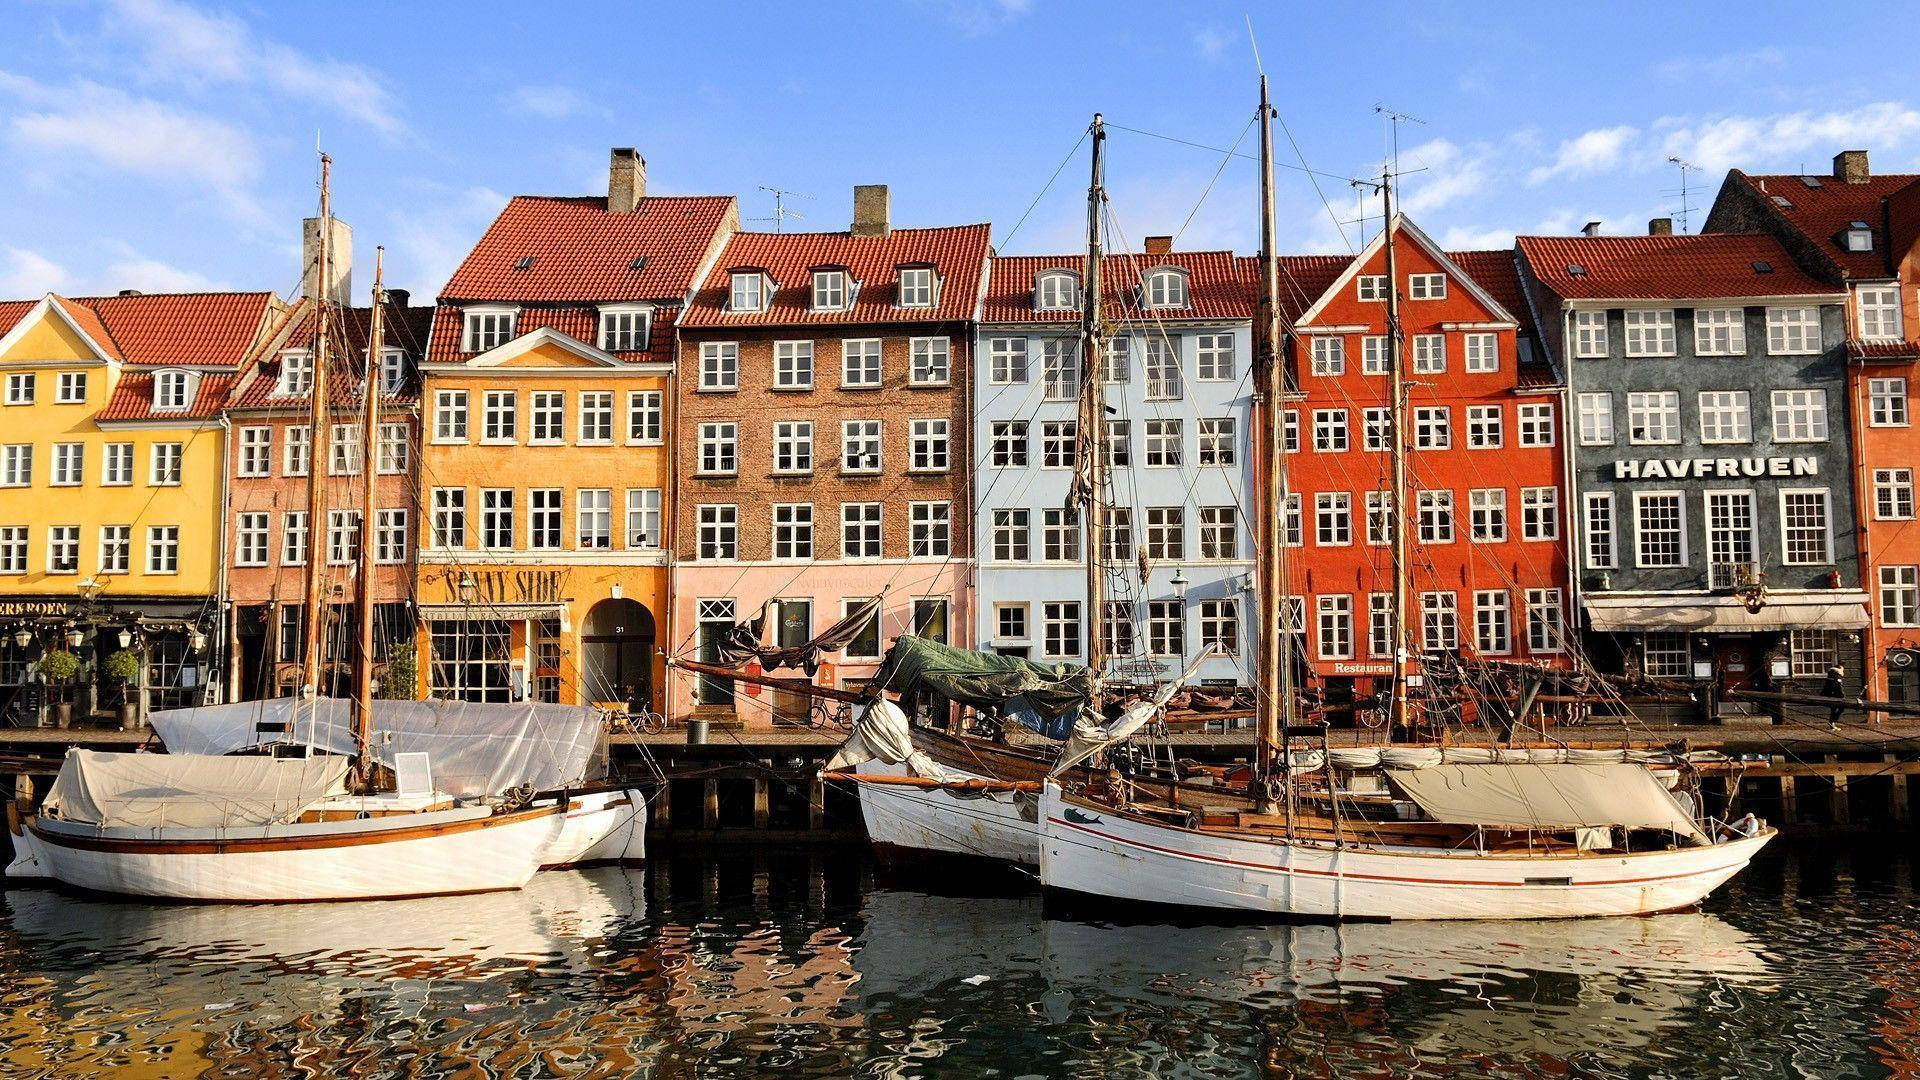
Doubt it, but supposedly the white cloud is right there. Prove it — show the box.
[384,183,509,298]
[506,84,609,121]
[101,251,224,293]
[1397,138,1494,216]
[1657,47,1786,82]
[1437,225,1517,250]
[0,248,72,297]
[1192,26,1230,60]
[1528,125,1638,184]
[1658,102,1920,172]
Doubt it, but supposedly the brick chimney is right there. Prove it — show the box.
[386,288,410,309]
[1144,235,1174,255]
[1580,221,1602,237]
[852,184,890,237]
[1834,150,1870,184]
[301,215,353,306]
[1648,218,1673,236]
[609,147,647,213]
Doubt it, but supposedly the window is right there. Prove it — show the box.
[1517,403,1554,447]
[1103,339,1131,384]
[765,420,812,474]
[282,511,309,565]
[1357,275,1387,301]
[695,599,738,705]
[528,488,562,549]
[1040,420,1077,469]
[463,309,515,351]
[1417,489,1454,544]
[1035,272,1078,311]
[1316,493,1352,546]
[626,488,662,548]
[431,489,465,548]
[1145,338,1182,399]
[1363,408,1391,453]
[1199,506,1236,559]
[1859,286,1902,342]
[1882,565,1920,626]
[843,339,883,388]
[50,443,82,487]
[1365,491,1392,545]
[1042,339,1079,401]
[1474,590,1511,654]
[1408,273,1446,300]
[146,525,180,574]
[1574,310,1608,357]
[914,598,951,645]
[526,391,563,444]
[1420,591,1458,652]
[1463,332,1499,373]
[1147,600,1185,657]
[1310,337,1345,376]
[910,337,950,385]
[0,444,28,487]
[327,510,362,565]
[730,272,765,313]
[46,526,78,574]
[1143,268,1188,308]
[1789,629,1840,679]
[377,422,408,475]
[910,501,951,557]
[1642,633,1691,678]
[1877,468,1916,520]
[1198,418,1236,466]
[480,489,515,549]
[812,270,848,311]
[996,602,1030,642]
[235,512,269,567]
[1317,595,1354,659]
[910,419,950,471]
[1634,492,1685,568]
[7,372,37,405]
[237,427,272,476]
[1106,505,1135,561]
[379,349,406,395]
[153,370,192,411]
[991,420,1028,467]
[1781,489,1831,564]
[1144,419,1182,466]
[1695,308,1747,355]
[56,372,86,403]
[375,509,408,564]
[578,392,613,444]
[1196,333,1235,380]
[697,505,738,560]
[1766,307,1820,355]
[0,528,25,574]
[992,509,1030,562]
[1414,406,1450,449]
[1623,310,1677,357]
[328,423,362,475]
[842,503,882,559]
[591,308,648,352]
[1576,392,1613,445]
[1412,333,1445,373]
[1585,492,1616,569]
[1199,599,1239,655]
[1102,600,1135,659]
[700,342,739,390]
[1698,391,1752,443]
[842,420,882,473]
[1368,593,1393,658]
[1521,487,1558,541]
[98,525,129,574]
[1526,588,1564,654]
[1466,405,1503,449]
[1771,389,1828,442]
[1043,601,1082,658]
[1284,493,1303,547]
[1708,491,1758,589]
[1284,411,1299,452]
[1627,391,1680,444]
[772,503,814,560]
[149,443,182,486]
[1107,419,1132,467]
[1361,336,1389,375]
[615,393,661,448]
[1313,409,1348,453]
[1042,508,1080,562]
[1145,507,1184,559]
[434,390,468,441]
[1469,488,1506,542]
[698,422,737,475]
[1871,377,1909,427]
[768,340,814,390]
[989,337,1028,384]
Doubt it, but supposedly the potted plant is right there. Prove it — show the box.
[103,649,141,729]
[378,641,418,700]
[37,650,80,728]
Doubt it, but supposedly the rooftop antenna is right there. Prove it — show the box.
[1666,156,1701,233]
[1370,105,1426,245]
[749,185,813,233]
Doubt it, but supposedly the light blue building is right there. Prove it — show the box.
[971,247,1258,698]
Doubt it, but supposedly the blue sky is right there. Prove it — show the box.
[4,0,1919,301]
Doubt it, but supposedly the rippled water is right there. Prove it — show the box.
[1,842,1916,1078]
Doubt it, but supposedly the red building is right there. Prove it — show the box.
[1278,215,1570,718]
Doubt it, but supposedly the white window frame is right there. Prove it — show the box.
[910,337,951,386]
[1697,390,1752,444]
[627,390,663,444]
[1632,490,1687,569]
[898,267,936,309]
[55,371,86,404]
[1584,491,1615,569]
[1870,377,1909,428]
[812,269,848,312]
[1626,391,1681,445]
[774,340,814,390]
[1463,332,1498,372]
[697,504,738,561]
[1875,467,1916,521]
[462,308,517,352]
[1408,273,1446,300]
[1858,285,1902,342]
[1517,402,1555,447]
[577,391,614,445]
[842,338,883,388]
[1573,310,1608,358]
[699,341,740,391]
[1765,306,1821,355]
[730,271,766,313]
[1770,388,1828,443]
[842,420,882,474]
[1778,487,1832,566]
[1694,308,1747,355]
[597,306,652,352]
[1881,565,1920,627]
[433,389,469,443]
[1623,309,1677,357]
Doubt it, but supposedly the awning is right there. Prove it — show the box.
[1583,591,1868,633]
[1387,762,1706,841]
[419,603,568,623]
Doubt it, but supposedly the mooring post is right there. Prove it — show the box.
[703,778,720,829]
[1778,773,1798,825]
[752,777,771,830]
[1889,756,1911,824]
[1828,756,1850,826]
[809,776,826,831]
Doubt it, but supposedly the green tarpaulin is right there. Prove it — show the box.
[872,635,1091,724]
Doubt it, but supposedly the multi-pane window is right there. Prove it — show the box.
[239,425,275,476]
[98,525,129,574]
[1316,492,1352,546]
[1521,487,1558,541]
[0,444,29,487]
[698,422,737,475]
[236,512,269,567]
[1313,409,1348,452]
[276,352,312,397]
[1585,492,1615,569]
[1698,391,1751,443]
[1408,273,1446,299]
[529,488,562,549]
[1368,593,1393,658]
[1040,420,1077,469]
[1623,310,1677,356]
[1363,407,1390,453]
[1145,338,1182,399]
[377,422,408,475]
[1144,269,1188,308]
[697,505,738,560]
[1317,595,1354,660]
[1102,600,1135,659]
[1043,602,1082,658]
[1765,307,1820,355]
[147,525,180,574]
[628,390,663,443]
[1310,337,1345,376]
[842,503,883,559]
[996,603,1030,643]
[1417,489,1454,543]
[1357,275,1387,301]
[152,369,191,410]
[597,309,650,352]
[1105,338,1131,382]
[1199,599,1239,655]
[1771,389,1828,442]
[329,423,363,475]
[1577,392,1613,445]
[1144,420,1183,467]
[1474,590,1511,654]
[1199,506,1237,558]
[842,339,882,387]
[693,599,738,704]
[480,489,515,549]
[1634,492,1685,567]
[771,341,814,389]
[1877,468,1916,520]
[56,372,86,403]
[989,338,1028,384]
[992,509,1030,562]
[1035,272,1078,311]
[1041,339,1078,400]
[910,501,951,557]
[1469,488,1506,542]
[899,267,935,308]
[529,391,564,443]
[700,342,739,390]
[1414,406,1450,449]
[380,350,406,395]
[1573,310,1608,357]
[462,310,515,352]
[730,272,765,313]
[1466,405,1502,449]
[625,489,662,548]
[811,269,854,311]
[326,510,362,565]
[1145,507,1184,559]
[578,392,613,444]
[1463,332,1498,372]
[149,443,182,486]
[1197,418,1236,466]
[1695,308,1747,355]
[1361,336,1389,375]
[910,419,950,471]
[434,389,468,441]
[1790,629,1840,679]
[1517,403,1554,447]
[1042,507,1080,562]
[1195,333,1234,380]
[774,421,814,473]
[1420,591,1458,652]
[1284,492,1303,546]
[375,509,408,564]
[1627,391,1680,444]
[1881,565,1920,626]
[1643,633,1691,678]
[1412,333,1445,373]
[1708,491,1757,590]
[282,511,309,565]
[46,526,78,573]
[51,442,82,486]
[1365,490,1392,545]
[1781,489,1831,564]
[1526,588,1564,653]
[1147,600,1185,657]
[910,337,950,385]
[1107,419,1132,467]
[842,420,882,473]
[431,489,465,548]
[1284,411,1299,452]
[772,504,814,560]
[1859,286,1902,342]
[990,420,1028,467]
[1871,378,1909,427]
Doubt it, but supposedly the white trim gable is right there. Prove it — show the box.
[459,326,626,369]
[0,295,120,368]
[1292,214,1520,329]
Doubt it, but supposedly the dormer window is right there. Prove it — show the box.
[152,369,195,411]
[1846,221,1874,253]
[730,271,766,313]
[276,350,313,397]
[1035,271,1080,312]
[598,305,652,352]
[1143,267,1188,309]
[379,348,406,395]
[812,270,848,311]
[899,266,936,308]
[462,308,516,352]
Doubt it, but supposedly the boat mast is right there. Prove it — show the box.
[301,154,333,703]
[353,247,386,786]
[1382,172,1414,735]
[1081,115,1108,685]
[1254,76,1294,818]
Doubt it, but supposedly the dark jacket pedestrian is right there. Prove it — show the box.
[1821,666,1846,728]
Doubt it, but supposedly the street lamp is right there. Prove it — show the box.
[1170,568,1190,602]
[117,629,132,649]
[66,628,84,649]
[187,627,207,653]
[12,628,30,650]
[457,572,476,605]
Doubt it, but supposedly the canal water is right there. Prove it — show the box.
[0,842,1915,1078]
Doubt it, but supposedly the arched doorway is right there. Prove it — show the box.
[581,598,656,709]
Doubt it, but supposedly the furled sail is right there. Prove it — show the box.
[1386,762,1707,841]
[871,635,1092,736]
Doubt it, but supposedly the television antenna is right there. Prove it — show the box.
[1665,156,1701,233]
[749,185,813,233]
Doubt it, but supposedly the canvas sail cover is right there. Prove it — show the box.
[872,635,1092,733]
[43,749,350,829]
[1387,763,1706,841]
[149,698,603,799]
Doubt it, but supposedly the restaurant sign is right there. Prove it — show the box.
[1613,456,1817,481]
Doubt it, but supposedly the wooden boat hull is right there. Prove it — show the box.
[7,802,567,903]
[539,789,648,870]
[852,730,1045,866]
[1039,782,1774,921]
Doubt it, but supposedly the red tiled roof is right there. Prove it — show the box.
[1515,233,1837,301]
[97,371,237,422]
[980,250,1253,324]
[1445,249,1557,387]
[1725,170,1917,279]
[1273,255,1350,324]
[0,291,274,367]
[228,299,434,410]
[440,195,736,303]
[423,303,677,366]
[680,224,991,328]
[49,296,122,359]
[1850,339,1920,361]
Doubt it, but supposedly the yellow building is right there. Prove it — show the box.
[415,149,735,709]
[0,290,280,721]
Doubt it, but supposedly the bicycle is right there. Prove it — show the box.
[606,708,666,735]
[808,701,855,730]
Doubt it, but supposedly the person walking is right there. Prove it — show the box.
[1821,665,1847,731]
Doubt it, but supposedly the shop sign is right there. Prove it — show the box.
[0,600,72,618]
[1331,661,1393,675]
[436,568,570,605]
[1612,456,1817,481]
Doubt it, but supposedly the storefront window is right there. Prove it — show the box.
[1643,633,1691,678]
[1789,629,1838,679]
[430,620,512,703]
